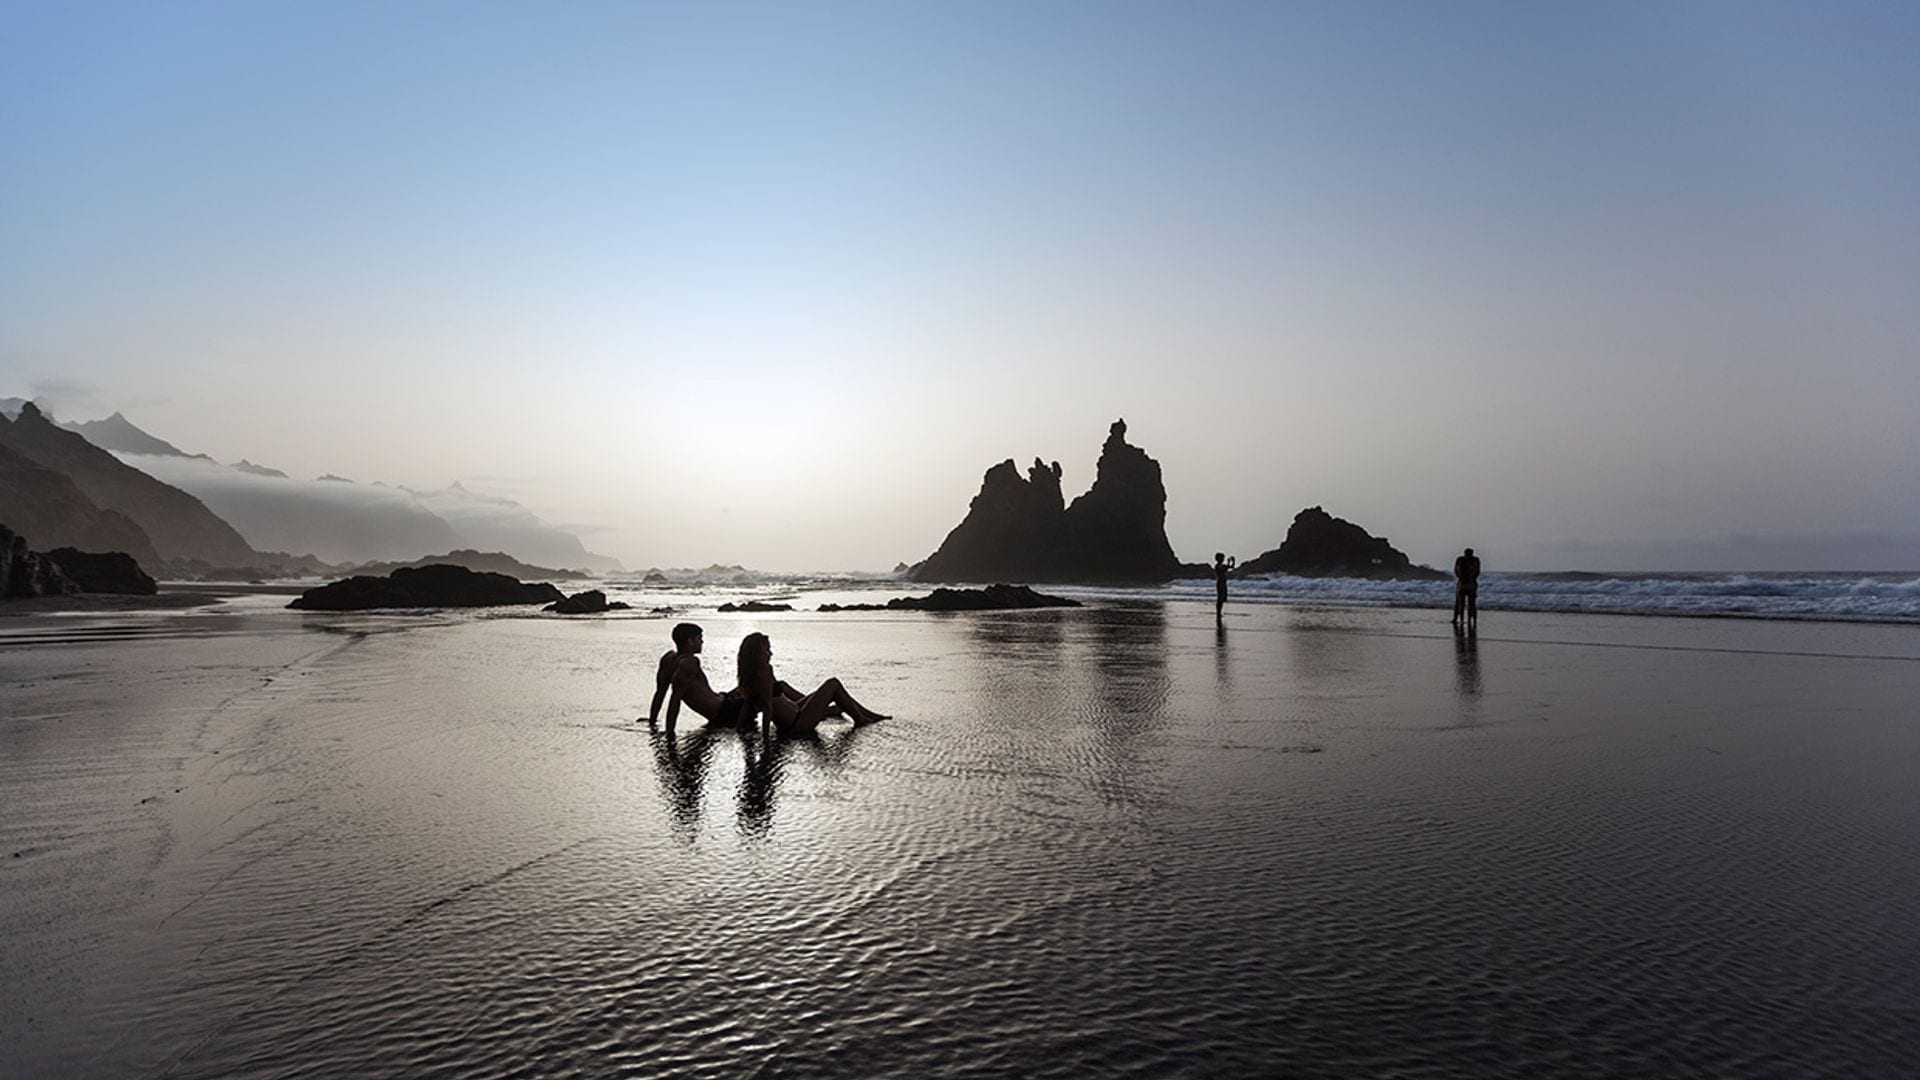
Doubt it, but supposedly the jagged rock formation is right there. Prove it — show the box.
[42,548,158,595]
[2,525,79,598]
[0,442,165,568]
[288,564,565,611]
[0,403,261,568]
[1239,507,1448,581]
[717,600,793,612]
[818,584,1081,612]
[912,419,1182,584]
[544,589,631,614]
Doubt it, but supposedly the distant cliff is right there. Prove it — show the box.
[0,442,164,568]
[119,451,465,565]
[60,412,200,458]
[1238,507,1447,581]
[0,403,262,568]
[912,419,1183,584]
[64,410,617,570]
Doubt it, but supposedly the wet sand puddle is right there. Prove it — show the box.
[4,605,1919,1076]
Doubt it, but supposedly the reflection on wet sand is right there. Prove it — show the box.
[965,608,1069,666]
[1214,620,1231,690]
[736,726,869,838]
[1073,602,1172,807]
[647,718,873,839]
[1453,624,1483,700]
[648,727,719,841]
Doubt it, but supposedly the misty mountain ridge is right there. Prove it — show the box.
[348,550,590,581]
[59,412,202,458]
[0,440,165,568]
[0,403,263,567]
[44,407,618,570]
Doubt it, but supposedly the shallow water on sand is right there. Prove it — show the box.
[4,603,1920,1077]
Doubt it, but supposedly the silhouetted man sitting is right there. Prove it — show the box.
[1453,547,1481,628]
[648,622,748,732]
[646,621,827,733]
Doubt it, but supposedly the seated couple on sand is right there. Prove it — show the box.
[646,622,889,736]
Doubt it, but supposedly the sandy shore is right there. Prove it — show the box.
[4,601,1919,1076]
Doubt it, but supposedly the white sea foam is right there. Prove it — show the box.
[1054,572,1920,623]
[586,568,1920,624]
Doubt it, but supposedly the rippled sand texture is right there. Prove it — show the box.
[5,605,1920,1077]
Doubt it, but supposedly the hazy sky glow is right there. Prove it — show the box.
[5,1,1917,570]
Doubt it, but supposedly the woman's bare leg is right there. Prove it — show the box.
[791,677,887,733]
[779,679,842,718]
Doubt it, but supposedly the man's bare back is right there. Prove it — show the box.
[672,653,726,720]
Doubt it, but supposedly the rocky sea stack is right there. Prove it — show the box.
[1239,507,1447,581]
[911,419,1182,584]
[819,584,1081,612]
[544,589,631,614]
[289,564,565,611]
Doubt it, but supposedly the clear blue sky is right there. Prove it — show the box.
[5,1,1917,569]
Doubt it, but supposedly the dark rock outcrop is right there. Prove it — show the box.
[288,564,566,611]
[544,589,632,614]
[911,419,1182,584]
[42,547,159,595]
[1238,507,1448,581]
[2,525,79,599]
[0,403,262,568]
[717,600,793,612]
[642,571,669,584]
[819,584,1080,612]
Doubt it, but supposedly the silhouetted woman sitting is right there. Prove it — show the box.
[737,632,890,735]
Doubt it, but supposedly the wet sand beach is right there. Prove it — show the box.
[4,601,1919,1077]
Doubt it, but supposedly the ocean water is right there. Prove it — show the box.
[584,568,1920,624]
[5,601,1920,1076]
